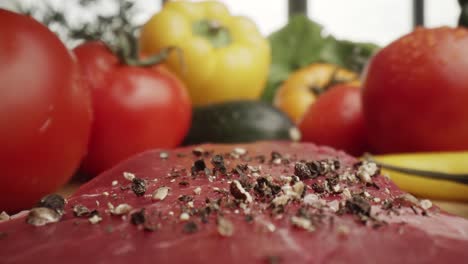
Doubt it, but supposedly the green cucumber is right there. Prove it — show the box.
[183,100,301,145]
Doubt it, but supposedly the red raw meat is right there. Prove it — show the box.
[0,142,467,264]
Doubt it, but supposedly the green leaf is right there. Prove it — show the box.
[268,15,325,69]
[261,15,379,103]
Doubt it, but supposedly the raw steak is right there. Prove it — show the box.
[1,142,467,264]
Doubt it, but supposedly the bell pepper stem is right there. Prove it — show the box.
[193,19,231,48]
[308,66,359,96]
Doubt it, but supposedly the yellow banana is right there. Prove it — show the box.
[369,152,468,202]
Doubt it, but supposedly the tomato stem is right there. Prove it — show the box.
[126,46,184,68]
[112,30,185,68]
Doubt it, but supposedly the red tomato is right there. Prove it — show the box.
[0,10,92,212]
[299,84,367,156]
[73,42,192,176]
[362,27,468,153]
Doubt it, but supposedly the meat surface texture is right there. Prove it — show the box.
[1,142,467,264]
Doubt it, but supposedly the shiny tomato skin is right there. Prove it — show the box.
[299,84,367,156]
[0,10,92,212]
[74,42,192,176]
[362,27,468,153]
[73,42,118,90]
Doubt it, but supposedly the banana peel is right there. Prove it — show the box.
[368,152,468,202]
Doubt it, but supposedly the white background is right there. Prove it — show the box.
[0,0,461,46]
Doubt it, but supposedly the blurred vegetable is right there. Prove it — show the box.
[459,0,468,27]
[370,152,468,202]
[0,10,92,212]
[140,0,270,106]
[299,84,367,156]
[274,63,359,123]
[362,27,468,153]
[262,15,378,102]
[74,40,191,177]
[183,100,299,145]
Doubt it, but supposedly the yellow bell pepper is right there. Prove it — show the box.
[140,0,271,106]
[371,152,468,202]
